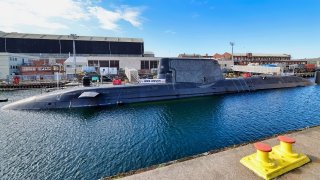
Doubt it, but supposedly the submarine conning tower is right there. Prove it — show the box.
[157,58,224,84]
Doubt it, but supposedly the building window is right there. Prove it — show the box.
[100,60,109,67]
[150,61,158,69]
[66,65,72,68]
[110,60,119,69]
[88,60,99,67]
[141,61,150,69]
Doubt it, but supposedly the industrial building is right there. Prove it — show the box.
[213,52,291,61]
[0,32,154,80]
[0,32,144,56]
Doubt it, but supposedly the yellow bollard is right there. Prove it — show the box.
[254,142,272,165]
[240,142,276,179]
[241,137,310,180]
[280,141,293,154]
[277,136,298,157]
[256,150,270,163]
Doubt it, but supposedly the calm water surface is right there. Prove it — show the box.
[1,85,320,179]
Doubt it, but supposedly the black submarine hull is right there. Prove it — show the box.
[2,76,313,110]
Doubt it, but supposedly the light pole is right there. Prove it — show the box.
[69,34,78,78]
[230,42,235,61]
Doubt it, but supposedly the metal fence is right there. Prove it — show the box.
[6,74,72,83]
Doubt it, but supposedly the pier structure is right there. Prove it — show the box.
[112,126,320,180]
[0,82,66,91]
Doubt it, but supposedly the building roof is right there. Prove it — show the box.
[0,52,38,59]
[213,53,223,58]
[0,32,143,43]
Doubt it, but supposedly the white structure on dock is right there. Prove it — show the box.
[232,64,282,75]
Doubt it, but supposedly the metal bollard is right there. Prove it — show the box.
[253,142,274,167]
[277,136,298,157]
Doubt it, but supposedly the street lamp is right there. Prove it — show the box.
[230,42,235,61]
[69,34,78,78]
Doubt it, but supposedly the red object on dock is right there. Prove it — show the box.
[112,79,122,85]
[13,76,20,85]
[242,72,251,78]
[278,136,296,144]
[254,142,272,152]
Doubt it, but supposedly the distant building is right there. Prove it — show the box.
[0,32,152,78]
[293,58,320,68]
[0,32,144,57]
[213,52,232,60]
[19,59,64,76]
[236,53,290,61]
[0,53,37,79]
[213,52,291,61]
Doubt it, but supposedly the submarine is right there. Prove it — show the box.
[2,58,313,110]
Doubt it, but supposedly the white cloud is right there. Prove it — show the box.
[88,6,122,30]
[122,7,142,27]
[89,6,143,30]
[0,0,143,33]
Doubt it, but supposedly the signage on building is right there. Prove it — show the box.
[21,67,37,72]
[138,79,166,84]
[100,67,117,75]
[37,67,52,71]
[82,66,96,73]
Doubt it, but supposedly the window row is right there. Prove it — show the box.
[88,60,120,69]
[9,57,19,61]
[141,60,158,70]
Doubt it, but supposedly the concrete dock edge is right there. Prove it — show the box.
[104,125,320,180]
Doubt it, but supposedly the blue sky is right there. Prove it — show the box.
[0,0,319,59]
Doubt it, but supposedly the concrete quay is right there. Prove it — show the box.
[115,126,320,180]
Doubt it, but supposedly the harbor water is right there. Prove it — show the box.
[1,85,320,179]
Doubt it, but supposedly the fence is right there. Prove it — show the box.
[6,74,72,83]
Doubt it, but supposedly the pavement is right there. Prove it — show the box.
[116,126,320,180]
